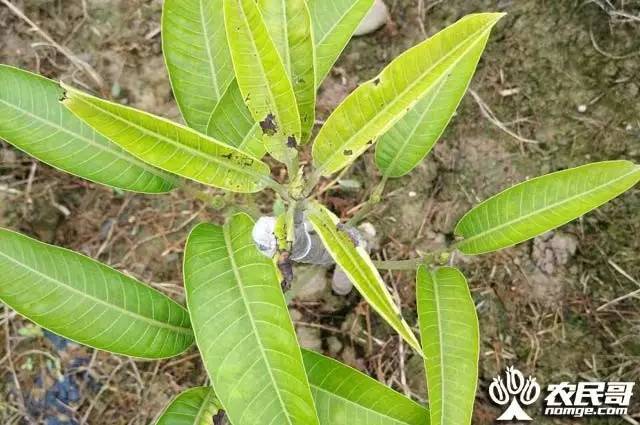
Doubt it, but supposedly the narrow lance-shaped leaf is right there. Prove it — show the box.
[162,0,235,132]
[206,80,266,159]
[224,0,301,144]
[307,0,375,87]
[0,228,193,359]
[455,160,640,255]
[184,215,320,425]
[259,0,316,143]
[154,387,222,425]
[417,266,479,425]
[61,84,273,193]
[312,13,505,176]
[306,202,422,354]
[0,65,176,193]
[302,349,430,425]
[204,0,372,155]
[375,15,497,177]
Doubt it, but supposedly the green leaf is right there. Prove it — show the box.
[375,21,494,177]
[302,349,430,424]
[455,160,640,255]
[206,80,266,159]
[204,0,372,152]
[0,228,193,359]
[307,0,375,87]
[0,65,176,194]
[417,266,478,425]
[61,84,272,193]
[312,13,505,176]
[154,387,221,425]
[184,215,320,425]
[224,0,301,143]
[259,0,316,142]
[306,202,422,354]
[162,0,235,132]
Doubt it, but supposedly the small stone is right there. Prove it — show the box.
[354,0,389,36]
[326,336,343,355]
[289,308,303,322]
[357,222,380,251]
[297,327,322,351]
[332,266,353,295]
[293,266,328,301]
[577,104,587,113]
[408,191,417,198]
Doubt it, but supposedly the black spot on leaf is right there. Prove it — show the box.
[287,135,297,148]
[343,149,352,156]
[366,139,373,145]
[58,89,68,102]
[277,251,293,291]
[213,410,228,425]
[373,77,381,86]
[221,152,233,160]
[259,113,278,136]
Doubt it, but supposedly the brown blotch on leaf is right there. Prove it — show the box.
[259,113,278,136]
[343,149,353,156]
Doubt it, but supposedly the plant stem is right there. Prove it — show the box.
[373,247,454,270]
[372,258,424,270]
[264,177,290,201]
[346,176,388,226]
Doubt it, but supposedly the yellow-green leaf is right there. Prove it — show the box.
[417,266,478,425]
[154,387,221,425]
[0,65,176,193]
[455,160,640,255]
[0,228,193,359]
[184,215,320,425]
[302,349,430,424]
[61,84,272,193]
[206,80,266,159]
[162,0,235,132]
[308,0,375,87]
[259,0,316,142]
[306,202,422,354]
[312,13,505,176]
[375,14,497,177]
[224,0,301,144]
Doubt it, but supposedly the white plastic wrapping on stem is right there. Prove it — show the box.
[252,214,371,295]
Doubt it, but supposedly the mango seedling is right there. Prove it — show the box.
[0,1,638,424]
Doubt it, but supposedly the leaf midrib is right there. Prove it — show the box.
[0,249,192,335]
[222,221,295,425]
[67,94,270,186]
[457,168,639,248]
[431,269,446,425]
[199,0,221,100]
[317,19,496,174]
